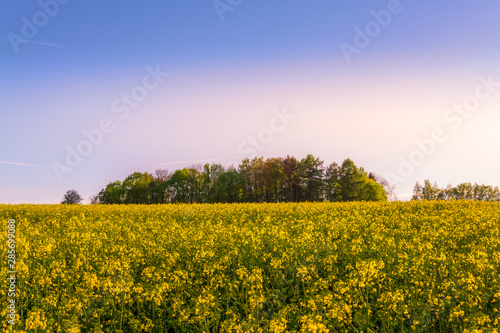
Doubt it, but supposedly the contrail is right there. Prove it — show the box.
[0,161,54,169]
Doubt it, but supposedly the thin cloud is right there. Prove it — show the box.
[0,161,53,169]
[0,38,63,48]
[28,40,64,48]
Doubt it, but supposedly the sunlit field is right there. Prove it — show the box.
[1,202,500,332]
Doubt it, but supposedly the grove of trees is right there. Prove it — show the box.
[95,155,390,204]
[412,180,500,201]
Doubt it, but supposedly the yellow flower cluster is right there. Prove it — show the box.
[1,201,500,331]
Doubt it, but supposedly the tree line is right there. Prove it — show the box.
[412,180,500,201]
[92,155,391,204]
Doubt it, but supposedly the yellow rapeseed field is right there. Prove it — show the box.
[1,201,500,332]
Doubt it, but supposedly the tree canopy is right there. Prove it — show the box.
[95,155,389,204]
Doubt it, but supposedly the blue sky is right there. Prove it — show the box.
[1,0,500,203]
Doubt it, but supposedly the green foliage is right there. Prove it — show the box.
[327,159,387,202]
[123,172,152,204]
[298,154,324,202]
[98,181,125,204]
[95,155,389,204]
[282,155,301,202]
[219,167,245,203]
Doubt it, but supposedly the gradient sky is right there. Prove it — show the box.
[1,0,500,203]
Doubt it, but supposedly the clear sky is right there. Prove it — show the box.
[1,0,500,203]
